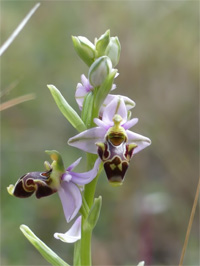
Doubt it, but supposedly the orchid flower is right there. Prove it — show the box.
[68,97,151,185]
[7,151,100,222]
[75,74,135,116]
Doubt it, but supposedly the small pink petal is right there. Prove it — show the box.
[126,130,151,154]
[94,118,108,128]
[75,83,88,110]
[58,182,82,223]
[75,75,93,110]
[123,118,138,130]
[67,157,82,172]
[99,94,135,118]
[71,158,101,185]
[81,74,92,91]
[68,127,106,154]
[102,97,127,125]
[54,216,82,243]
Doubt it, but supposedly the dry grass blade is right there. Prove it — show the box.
[0,78,21,98]
[179,176,200,266]
[0,93,35,111]
[0,3,40,56]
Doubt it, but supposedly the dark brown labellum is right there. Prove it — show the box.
[13,170,56,199]
[97,140,136,184]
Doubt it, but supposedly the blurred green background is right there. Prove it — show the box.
[1,1,199,265]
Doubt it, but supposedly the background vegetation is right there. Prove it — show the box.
[1,1,199,265]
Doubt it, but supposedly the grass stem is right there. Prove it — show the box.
[179,176,200,266]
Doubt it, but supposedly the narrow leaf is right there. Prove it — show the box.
[81,91,94,128]
[48,85,86,132]
[92,69,117,121]
[85,196,102,230]
[20,224,70,266]
[0,93,35,111]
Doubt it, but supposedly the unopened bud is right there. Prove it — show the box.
[95,30,110,57]
[88,56,112,87]
[72,36,95,66]
[105,36,121,67]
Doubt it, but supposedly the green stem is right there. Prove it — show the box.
[78,156,97,265]
[73,154,96,266]
[80,218,92,266]
[73,240,81,266]
[77,154,103,266]
[82,194,90,214]
[84,153,98,208]
[84,176,99,209]
[76,92,104,265]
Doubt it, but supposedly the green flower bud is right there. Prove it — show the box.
[105,36,121,67]
[95,30,110,57]
[72,36,95,66]
[93,69,118,119]
[88,56,112,87]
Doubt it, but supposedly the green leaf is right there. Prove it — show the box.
[81,91,94,128]
[48,84,86,132]
[92,69,117,122]
[20,224,70,266]
[85,196,102,231]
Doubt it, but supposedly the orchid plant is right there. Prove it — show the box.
[7,30,151,266]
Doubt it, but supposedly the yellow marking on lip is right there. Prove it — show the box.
[110,164,116,170]
[109,181,123,187]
